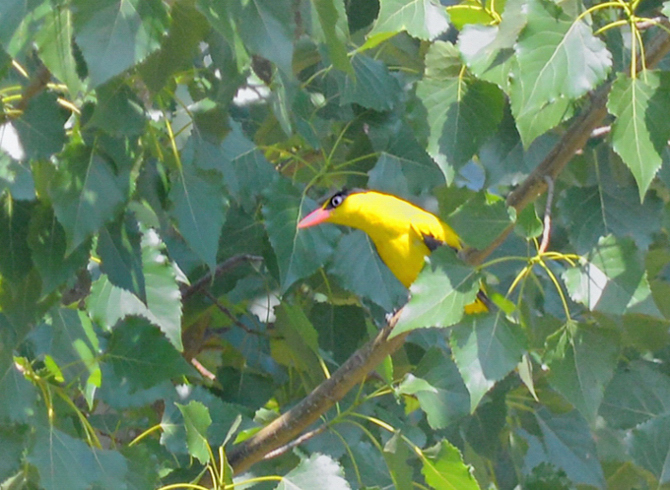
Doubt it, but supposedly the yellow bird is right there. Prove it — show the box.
[298,188,488,313]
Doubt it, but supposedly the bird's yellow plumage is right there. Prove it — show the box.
[298,189,488,313]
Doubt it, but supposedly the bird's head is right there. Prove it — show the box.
[297,188,362,229]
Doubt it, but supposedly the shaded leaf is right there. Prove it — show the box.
[399,347,470,429]
[545,322,619,425]
[0,199,33,282]
[106,316,191,391]
[600,360,670,429]
[328,231,407,311]
[450,314,527,411]
[627,413,670,485]
[28,424,128,490]
[447,192,514,249]
[369,0,449,41]
[14,92,68,160]
[421,440,480,490]
[394,247,480,336]
[607,72,670,199]
[73,0,170,86]
[35,7,82,95]
[84,80,146,136]
[339,54,401,111]
[312,0,352,74]
[263,179,339,290]
[563,235,662,317]
[0,154,35,200]
[49,146,127,253]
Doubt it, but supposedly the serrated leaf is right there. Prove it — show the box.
[312,0,352,74]
[562,235,662,317]
[49,146,127,253]
[263,179,339,290]
[339,54,401,111]
[369,0,449,41]
[169,158,227,271]
[607,72,670,199]
[176,401,212,465]
[13,92,67,160]
[73,0,170,87]
[458,0,526,91]
[394,247,480,337]
[628,413,670,485]
[511,0,611,147]
[277,453,351,490]
[28,424,128,490]
[28,205,91,296]
[417,41,504,178]
[106,316,191,391]
[232,0,294,76]
[199,124,277,210]
[600,360,670,429]
[447,192,514,249]
[87,229,183,350]
[450,314,527,411]
[328,231,407,311]
[97,213,145,302]
[530,408,606,488]
[400,347,470,429]
[545,323,619,425]
[421,440,480,490]
[559,182,662,254]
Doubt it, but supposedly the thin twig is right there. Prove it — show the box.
[181,254,263,300]
[201,289,265,337]
[262,424,329,461]
[538,176,555,254]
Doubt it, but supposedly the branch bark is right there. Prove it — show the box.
[227,24,670,475]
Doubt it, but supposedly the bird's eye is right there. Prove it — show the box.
[331,194,343,207]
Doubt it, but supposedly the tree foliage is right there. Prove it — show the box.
[2,0,670,488]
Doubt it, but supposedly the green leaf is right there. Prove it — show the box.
[73,0,170,87]
[421,440,480,490]
[628,413,670,485]
[339,54,401,111]
[394,247,480,336]
[529,408,606,488]
[559,182,662,254]
[28,205,91,296]
[417,42,504,178]
[176,401,212,465]
[607,72,670,199]
[13,92,68,160]
[0,154,35,200]
[28,424,128,490]
[511,0,611,147]
[562,235,662,317]
[0,426,26,482]
[97,213,146,302]
[310,304,367,365]
[49,145,127,253]
[399,347,470,429]
[447,192,514,249]
[0,355,38,424]
[194,124,277,210]
[35,6,82,96]
[545,323,619,425]
[232,0,294,76]
[0,199,33,282]
[450,314,527,411]
[515,203,543,239]
[84,80,145,136]
[459,0,526,92]
[87,229,183,350]
[263,179,339,290]
[369,0,449,41]
[105,316,191,391]
[277,453,350,490]
[600,360,670,429]
[168,156,227,271]
[328,231,407,311]
[312,0,352,75]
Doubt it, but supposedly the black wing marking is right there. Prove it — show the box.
[421,233,450,252]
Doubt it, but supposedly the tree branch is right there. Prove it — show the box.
[227,24,670,475]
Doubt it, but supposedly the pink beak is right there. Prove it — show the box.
[297,207,332,229]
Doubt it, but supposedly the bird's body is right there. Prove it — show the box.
[298,188,487,313]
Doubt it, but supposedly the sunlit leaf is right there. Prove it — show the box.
[277,453,350,490]
[447,192,514,249]
[421,440,480,490]
[176,401,212,465]
[369,0,449,41]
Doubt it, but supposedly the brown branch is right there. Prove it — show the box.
[181,254,263,301]
[227,24,670,475]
